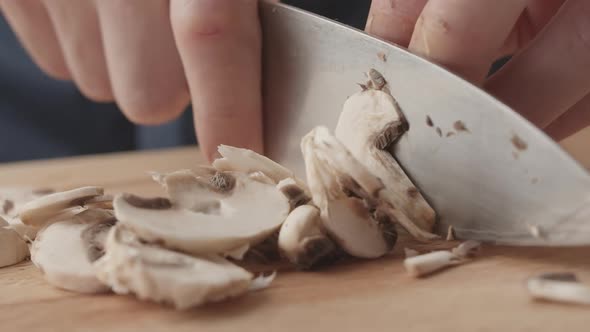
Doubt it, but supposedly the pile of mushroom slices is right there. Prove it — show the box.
[0,69,449,310]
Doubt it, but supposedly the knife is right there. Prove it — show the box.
[258,1,590,246]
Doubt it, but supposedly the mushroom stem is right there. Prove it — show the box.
[403,240,481,277]
[278,204,336,269]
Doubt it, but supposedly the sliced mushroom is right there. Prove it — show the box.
[113,170,291,256]
[276,178,311,210]
[94,225,257,309]
[301,126,399,258]
[0,217,29,268]
[29,209,115,293]
[334,69,436,234]
[403,240,481,277]
[278,204,336,269]
[18,186,103,227]
[526,272,590,305]
[83,195,114,210]
[0,186,55,219]
[213,145,309,190]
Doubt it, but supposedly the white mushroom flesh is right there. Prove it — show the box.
[404,240,481,277]
[301,126,397,258]
[213,145,310,196]
[527,272,590,305]
[335,69,436,234]
[94,226,255,309]
[30,209,115,293]
[18,186,103,227]
[278,204,336,269]
[113,170,291,256]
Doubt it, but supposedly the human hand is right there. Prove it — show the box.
[366,0,590,141]
[0,0,263,161]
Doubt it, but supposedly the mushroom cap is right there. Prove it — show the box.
[29,209,115,293]
[94,226,254,309]
[18,186,103,226]
[113,170,291,255]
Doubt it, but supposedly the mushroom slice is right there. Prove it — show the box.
[0,217,29,268]
[18,186,103,227]
[0,186,55,219]
[84,195,114,210]
[276,178,311,210]
[94,226,256,309]
[113,170,291,256]
[301,126,399,258]
[334,69,436,233]
[278,204,336,269]
[403,240,481,277]
[30,209,115,293]
[213,145,308,189]
[526,272,590,305]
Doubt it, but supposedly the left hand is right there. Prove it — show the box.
[365,0,590,141]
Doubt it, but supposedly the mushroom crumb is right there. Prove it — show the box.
[426,115,434,127]
[436,127,442,137]
[453,120,469,133]
[377,52,387,62]
[404,240,481,277]
[511,134,528,151]
[527,272,590,305]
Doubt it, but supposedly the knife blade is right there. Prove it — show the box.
[259,1,590,245]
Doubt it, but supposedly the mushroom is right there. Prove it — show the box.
[403,240,481,277]
[278,204,337,269]
[29,209,116,293]
[94,225,259,309]
[213,145,305,183]
[300,126,399,258]
[526,272,590,305]
[334,69,437,235]
[276,178,311,210]
[113,169,291,256]
[0,186,55,220]
[18,186,103,227]
[83,195,114,210]
[0,217,29,268]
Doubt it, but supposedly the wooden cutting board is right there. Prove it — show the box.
[1,146,589,332]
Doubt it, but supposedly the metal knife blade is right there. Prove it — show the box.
[259,1,590,245]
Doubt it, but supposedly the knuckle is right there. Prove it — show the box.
[171,0,256,43]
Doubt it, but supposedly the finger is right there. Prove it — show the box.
[499,0,566,57]
[544,93,590,141]
[96,0,189,124]
[365,0,428,47]
[0,0,69,79]
[484,0,590,128]
[171,0,263,162]
[409,0,527,83]
[42,0,112,101]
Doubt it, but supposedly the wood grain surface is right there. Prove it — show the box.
[1,145,589,332]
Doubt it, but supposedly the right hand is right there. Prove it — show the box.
[0,0,264,162]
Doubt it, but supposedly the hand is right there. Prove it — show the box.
[365,0,590,141]
[0,0,263,161]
